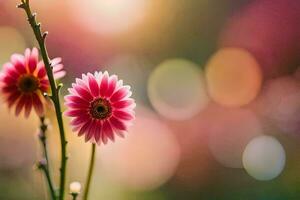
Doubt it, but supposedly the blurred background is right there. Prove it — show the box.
[1,0,300,199]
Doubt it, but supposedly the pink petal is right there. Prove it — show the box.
[99,72,109,97]
[7,91,21,108]
[76,78,89,90]
[37,67,46,78]
[74,85,93,101]
[11,54,25,65]
[52,64,64,73]
[113,110,134,120]
[109,116,127,131]
[88,73,99,97]
[78,120,92,136]
[64,109,86,117]
[2,85,18,93]
[24,48,30,60]
[15,63,26,74]
[70,114,90,126]
[105,75,117,98]
[110,86,130,102]
[6,69,19,79]
[85,120,97,142]
[64,95,89,105]
[65,102,89,109]
[3,76,17,85]
[51,57,62,66]
[28,48,38,73]
[15,95,27,116]
[94,121,103,143]
[32,93,44,116]
[54,71,66,79]
[24,95,33,118]
[112,99,135,109]
[102,120,114,144]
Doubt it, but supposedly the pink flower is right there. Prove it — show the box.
[64,71,136,144]
[0,47,66,117]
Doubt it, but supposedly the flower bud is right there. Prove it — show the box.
[69,181,81,194]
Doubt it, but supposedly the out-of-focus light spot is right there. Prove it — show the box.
[208,105,263,168]
[253,76,300,135]
[148,59,209,121]
[205,48,262,107]
[243,135,286,181]
[70,0,148,35]
[103,55,152,104]
[100,108,180,191]
[0,26,26,66]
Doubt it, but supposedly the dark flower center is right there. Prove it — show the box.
[90,98,112,119]
[17,74,39,93]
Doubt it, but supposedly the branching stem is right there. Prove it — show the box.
[18,1,68,199]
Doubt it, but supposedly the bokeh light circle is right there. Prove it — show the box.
[70,0,148,35]
[148,59,209,121]
[253,76,300,135]
[243,135,286,181]
[103,55,152,104]
[205,48,262,107]
[0,26,26,66]
[208,106,263,168]
[100,108,181,191]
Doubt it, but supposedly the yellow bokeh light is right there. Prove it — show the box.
[205,48,262,107]
[148,59,209,121]
[70,0,148,34]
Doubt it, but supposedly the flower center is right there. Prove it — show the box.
[17,74,39,93]
[90,98,112,119]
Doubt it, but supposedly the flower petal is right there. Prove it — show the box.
[88,73,99,97]
[15,95,27,116]
[110,86,131,102]
[74,85,93,101]
[28,48,38,73]
[102,120,114,144]
[105,75,117,98]
[78,120,92,136]
[24,95,33,118]
[109,116,127,131]
[113,110,134,120]
[32,93,44,116]
[99,72,109,97]
[94,120,103,143]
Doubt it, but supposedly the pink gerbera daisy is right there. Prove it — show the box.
[0,47,65,117]
[64,71,136,144]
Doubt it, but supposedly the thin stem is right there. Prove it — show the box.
[83,144,96,200]
[71,193,78,200]
[40,165,57,200]
[39,116,56,200]
[18,1,68,199]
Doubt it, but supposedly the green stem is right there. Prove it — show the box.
[40,165,56,200]
[18,1,68,199]
[71,193,78,200]
[39,116,56,200]
[83,144,96,200]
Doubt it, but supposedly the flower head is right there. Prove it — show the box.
[65,71,135,144]
[69,181,81,194]
[0,47,65,117]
